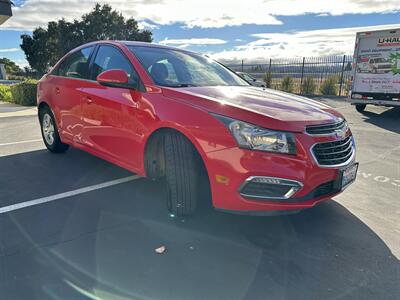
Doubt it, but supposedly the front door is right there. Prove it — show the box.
[81,45,142,169]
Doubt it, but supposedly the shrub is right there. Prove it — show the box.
[301,76,316,95]
[0,85,12,102]
[7,75,27,81]
[320,76,338,96]
[263,72,272,88]
[280,76,294,92]
[341,79,351,96]
[10,79,38,106]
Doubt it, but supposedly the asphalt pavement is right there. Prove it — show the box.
[0,99,399,300]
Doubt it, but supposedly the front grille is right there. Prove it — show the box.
[306,120,346,135]
[312,135,354,166]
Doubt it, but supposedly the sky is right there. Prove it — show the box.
[1,0,400,69]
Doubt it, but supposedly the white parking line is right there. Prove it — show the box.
[0,175,141,214]
[0,139,43,147]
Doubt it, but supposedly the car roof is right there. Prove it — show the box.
[75,40,198,54]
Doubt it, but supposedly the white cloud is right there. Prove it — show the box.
[137,21,159,30]
[159,38,227,46]
[0,48,20,53]
[14,59,30,69]
[211,23,400,63]
[3,0,400,31]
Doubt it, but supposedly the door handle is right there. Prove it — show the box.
[86,96,93,104]
[55,87,60,95]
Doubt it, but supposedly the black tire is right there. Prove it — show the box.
[163,132,199,216]
[355,104,366,113]
[39,106,69,153]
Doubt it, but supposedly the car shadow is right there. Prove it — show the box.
[360,106,400,134]
[0,149,399,300]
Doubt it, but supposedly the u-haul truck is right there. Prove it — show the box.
[349,28,400,112]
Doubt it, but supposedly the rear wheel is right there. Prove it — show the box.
[39,106,69,153]
[355,104,366,113]
[163,132,200,216]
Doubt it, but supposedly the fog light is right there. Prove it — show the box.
[239,176,303,200]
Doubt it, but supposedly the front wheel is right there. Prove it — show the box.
[163,133,199,216]
[39,107,69,153]
[355,104,366,113]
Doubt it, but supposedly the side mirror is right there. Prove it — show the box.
[96,69,131,88]
[253,78,257,82]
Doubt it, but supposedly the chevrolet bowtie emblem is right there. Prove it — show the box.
[334,128,347,139]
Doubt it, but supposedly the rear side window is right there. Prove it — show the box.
[57,47,94,79]
[91,45,139,85]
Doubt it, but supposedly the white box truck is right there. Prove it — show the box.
[349,28,400,112]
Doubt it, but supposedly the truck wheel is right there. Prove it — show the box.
[39,106,69,153]
[355,104,367,113]
[163,132,199,216]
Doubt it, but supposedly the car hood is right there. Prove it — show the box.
[162,86,342,132]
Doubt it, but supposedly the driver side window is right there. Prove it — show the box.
[91,45,139,86]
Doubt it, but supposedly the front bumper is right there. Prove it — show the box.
[205,132,356,213]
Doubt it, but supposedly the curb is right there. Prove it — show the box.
[0,102,38,118]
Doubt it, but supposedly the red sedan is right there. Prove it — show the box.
[37,41,358,216]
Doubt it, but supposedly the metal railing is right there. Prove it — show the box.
[226,55,353,96]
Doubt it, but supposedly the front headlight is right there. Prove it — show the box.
[212,114,297,154]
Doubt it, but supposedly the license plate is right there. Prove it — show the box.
[341,163,358,189]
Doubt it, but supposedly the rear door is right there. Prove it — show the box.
[81,44,143,169]
[50,46,95,143]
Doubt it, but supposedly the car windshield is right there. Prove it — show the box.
[128,46,249,87]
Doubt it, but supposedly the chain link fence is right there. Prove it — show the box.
[226,55,354,96]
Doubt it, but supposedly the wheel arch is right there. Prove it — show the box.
[37,101,50,117]
[143,125,211,182]
[38,100,58,123]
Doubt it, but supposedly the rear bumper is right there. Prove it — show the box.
[350,100,400,106]
[349,91,400,106]
[205,133,355,213]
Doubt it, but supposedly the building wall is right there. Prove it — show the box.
[0,0,12,25]
[0,64,7,80]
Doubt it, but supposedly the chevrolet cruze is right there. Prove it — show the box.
[37,41,358,216]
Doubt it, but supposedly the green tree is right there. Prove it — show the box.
[300,76,316,95]
[20,3,153,73]
[0,57,23,75]
[281,76,294,92]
